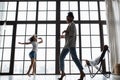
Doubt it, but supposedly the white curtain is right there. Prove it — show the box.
[105,0,120,72]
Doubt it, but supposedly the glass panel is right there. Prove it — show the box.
[26,24,35,35]
[25,49,32,60]
[16,36,25,47]
[37,49,45,60]
[81,36,90,47]
[46,49,55,60]
[90,11,98,20]
[48,1,56,10]
[4,36,12,47]
[92,48,101,59]
[71,61,79,73]
[46,61,55,73]
[47,36,55,47]
[100,11,106,20]
[18,11,27,21]
[8,2,17,10]
[61,1,69,10]
[28,2,36,10]
[91,36,100,47]
[15,49,24,60]
[80,11,89,20]
[100,2,106,10]
[103,25,108,35]
[38,24,46,35]
[16,24,26,35]
[24,61,30,74]
[36,61,45,74]
[65,61,70,73]
[81,24,90,35]
[3,49,11,60]
[47,24,56,35]
[4,25,13,35]
[80,1,88,10]
[18,2,27,10]
[60,11,68,20]
[14,61,23,74]
[89,2,98,10]
[91,24,100,35]
[2,61,10,73]
[70,1,78,10]
[7,11,16,21]
[38,36,46,47]
[71,11,78,20]
[82,48,91,60]
[39,1,47,10]
[0,49,3,60]
[104,36,109,45]
[27,11,36,21]
[38,11,46,21]
[47,11,56,20]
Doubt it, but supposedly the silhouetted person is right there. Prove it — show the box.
[59,12,85,80]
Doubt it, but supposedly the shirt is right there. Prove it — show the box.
[64,22,76,48]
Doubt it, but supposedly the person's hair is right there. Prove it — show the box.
[29,35,36,42]
[67,12,74,19]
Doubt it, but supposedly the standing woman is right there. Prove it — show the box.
[18,35,43,76]
[59,12,85,80]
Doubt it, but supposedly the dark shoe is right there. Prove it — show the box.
[58,73,65,80]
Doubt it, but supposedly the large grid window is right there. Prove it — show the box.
[0,0,109,75]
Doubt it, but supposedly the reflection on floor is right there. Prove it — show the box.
[0,74,120,80]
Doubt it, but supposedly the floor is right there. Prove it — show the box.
[0,74,120,80]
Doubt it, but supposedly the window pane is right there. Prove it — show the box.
[100,2,106,10]
[5,25,13,35]
[82,48,91,60]
[16,24,26,35]
[100,11,106,20]
[14,61,23,74]
[47,11,56,20]
[91,36,100,47]
[90,11,98,20]
[89,2,98,10]
[38,11,46,21]
[28,2,36,10]
[47,24,56,35]
[16,36,25,47]
[47,49,55,60]
[7,11,16,21]
[2,61,10,73]
[48,2,56,10]
[4,36,12,47]
[18,11,27,21]
[46,61,55,73]
[26,24,35,35]
[19,2,27,10]
[15,49,24,60]
[61,1,69,10]
[37,49,45,60]
[71,61,79,73]
[3,49,11,60]
[91,24,99,35]
[70,1,78,10]
[36,61,45,74]
[81,36,90,47]
[80,1,88,10]
[80,11,89,20]
[60,11,68,20]
[8,2,17,10]
[92,48,101,59]
[39,2,47,10]
[27,11,36,21]
[81,24,90,35]
[38,24,46,35]
[47,36,55,47]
